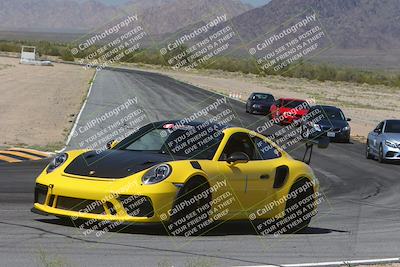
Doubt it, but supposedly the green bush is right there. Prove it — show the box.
[60,49,74,61]
[0,39,398,88]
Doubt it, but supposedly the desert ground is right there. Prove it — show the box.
[0,56,94,149]
[117,62,400,140]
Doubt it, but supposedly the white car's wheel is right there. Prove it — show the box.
[378,144,386,163]
[366,141,373,159]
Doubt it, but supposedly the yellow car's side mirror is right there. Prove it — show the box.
[227,152,249,165]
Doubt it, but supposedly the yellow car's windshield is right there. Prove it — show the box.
[116,123,224,159]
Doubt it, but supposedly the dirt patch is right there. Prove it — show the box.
[115,63,400,139]
[0,56,94,149]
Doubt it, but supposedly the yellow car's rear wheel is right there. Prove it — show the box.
[282,178,314,234]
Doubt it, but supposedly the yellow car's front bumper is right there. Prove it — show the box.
[33,171,180,223]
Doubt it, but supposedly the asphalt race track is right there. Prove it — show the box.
[1,68,399,267]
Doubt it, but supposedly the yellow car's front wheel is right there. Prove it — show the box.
[168,177,212,236]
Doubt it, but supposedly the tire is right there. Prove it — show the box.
[281,178,315,234]
[366,141,373,159]
[245,105,249,113]
[378,144,386,163]
[168,179,211,236]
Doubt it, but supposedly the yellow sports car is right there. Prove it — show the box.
[32,120,325,235]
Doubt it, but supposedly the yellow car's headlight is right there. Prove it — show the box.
[142,164,172,185]
[46,153,68,173]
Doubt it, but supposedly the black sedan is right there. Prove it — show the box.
[245,93,275,116]
[303,105,351,143]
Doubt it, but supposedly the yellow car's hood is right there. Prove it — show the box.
[63,150,185,179]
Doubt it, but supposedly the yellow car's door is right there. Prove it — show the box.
[216,160,256,217]
[215,132,283,218]
[197,160,245,220]
[219,161,273,213]
[245,136,286,214]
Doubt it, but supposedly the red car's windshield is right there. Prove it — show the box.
[282,100,308,109]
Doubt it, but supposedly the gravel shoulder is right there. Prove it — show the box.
[0,56,94,149]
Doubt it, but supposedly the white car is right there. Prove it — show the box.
[366,120,400,163]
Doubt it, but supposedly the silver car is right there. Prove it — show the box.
[366,120,400,163]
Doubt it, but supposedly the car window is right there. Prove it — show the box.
[375,122,384,132]
[284,100,308,109]
[219,133,257,161]
[253,94,273,101]
[266,95,275,101]
[318,108,345,120]
[306,107,321,120]
[384,120,400,133]
[121,125,223,159]
[125,129,168,151]
[253,137,281,160]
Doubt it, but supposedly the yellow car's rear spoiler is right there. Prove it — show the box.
[303,136,330,164]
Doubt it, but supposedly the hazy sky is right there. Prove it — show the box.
[94,0,270,7]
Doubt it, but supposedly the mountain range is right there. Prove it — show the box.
[228,0,400,68]
[164,0,400,69]
[230,0,400,50]
[0,0,251,34]
[0,0,399,68]
[2,0,398,50]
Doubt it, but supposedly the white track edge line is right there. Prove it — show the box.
[283,257,400,267]
[59,69,97,153]
[236,257,400,267]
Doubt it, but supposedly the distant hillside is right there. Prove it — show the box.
[0,0,251,34]
[139,0,252,35]
[0,0,120,32]
[231,0,400,50]
[225,0,400,69]
[164,0,399,69]
[1,0,399,69]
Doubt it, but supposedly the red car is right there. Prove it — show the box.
[270,98,310,125]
